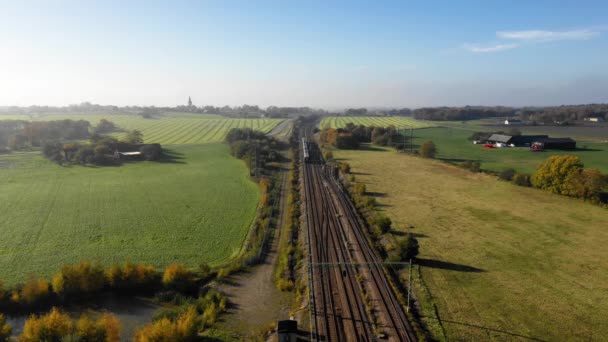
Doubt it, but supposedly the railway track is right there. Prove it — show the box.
[302,131,417,341]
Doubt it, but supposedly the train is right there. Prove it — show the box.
[302,137,310,163]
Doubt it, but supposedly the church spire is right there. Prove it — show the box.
[188,96,193,107]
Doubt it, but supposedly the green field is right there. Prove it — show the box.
[0,143,260,285]
[334,147,608,341]
[0,112,283,145]
[319,116,434,130]
[413,127,608,174]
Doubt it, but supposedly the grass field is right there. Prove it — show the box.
[334,147,608,341]
[319,116,434,130]
[413,127,608,174]
[0,143,260,285]
[0,112,283,145]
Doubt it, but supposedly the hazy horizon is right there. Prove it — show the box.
[1,1,607,108]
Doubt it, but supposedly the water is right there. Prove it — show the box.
[6,294,159,341]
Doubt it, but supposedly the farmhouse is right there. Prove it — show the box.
[486,134,549,147]
[504,119,522,125]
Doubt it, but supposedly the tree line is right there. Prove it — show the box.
[319,123,408,150]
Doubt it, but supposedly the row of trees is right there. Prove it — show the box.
[1,289,228,341]
[0,261,212,314]
[320,124,408,150]
[520,104,608,124]
[412,106,516,121]
[0,119,90,150]
[225,128,282,174]
[19,308,120,342]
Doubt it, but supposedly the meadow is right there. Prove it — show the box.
[319,116,434,130]
[413,127,608,174]
[334,147,608,341]
[0,143,260,285]
[0,112,283,144]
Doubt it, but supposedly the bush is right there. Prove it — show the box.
[512,173,532,187]
[499,168,516,181]
[133,305,199,342]
[20,308,73,342]
[376,215,392,234]
[52,261,105,299]
[105,261,157,292]
[340,162,351,174]
[354,183,366,196]
[13,276,50,306]
[162,264,197,293]
[388,233,419,265]
[419,140,436,158]
[0,314,11,342]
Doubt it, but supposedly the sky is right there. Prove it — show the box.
[1,0,607,108]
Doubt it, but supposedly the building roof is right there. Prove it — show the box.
[487,134,513,143]
[537,137,576,143]
[118,151,142,156]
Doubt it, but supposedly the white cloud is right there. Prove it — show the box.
[463,43,518,53]
[497,29,599,42]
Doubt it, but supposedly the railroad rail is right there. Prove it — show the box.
[302,129,417,341]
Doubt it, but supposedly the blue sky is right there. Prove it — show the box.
[1,0,607,108]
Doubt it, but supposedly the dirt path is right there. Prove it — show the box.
[216,161,292,339]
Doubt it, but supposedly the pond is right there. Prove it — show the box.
[6,294,159,341]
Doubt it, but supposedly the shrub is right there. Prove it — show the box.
[354,183,366,196]
[13,276,50,306]
[133,305,199,342]
[20,308,120,342]
[388,233,419,266]
[105,261,157,292]
[162,264,196,293]
[340,162,351,174]
[470,161,481,173]
[512,173,532,187]
[419,140,436,158]
[20,308,73,342]
[198,263,211,280]
[0,314,11,342]
[376,215,392,234]
[323,149,333,160]
[52,261,105,299]
[499,168,516,181]
[276,278,294,292]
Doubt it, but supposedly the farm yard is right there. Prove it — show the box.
[333,147,608,341]
[0,130,262,285]
[412,127,608,174]
[0,112,283,144]
[319,116,434,130]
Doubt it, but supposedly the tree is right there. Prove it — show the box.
[420,140,437,158]
[564,168,606,201]
[531,155,584,194]
[399,233,420,260]
[125,130,144,144]
[376,215,392,234]
[162,264,196,293]
[340,162,351,174]
[52,261,105,298]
